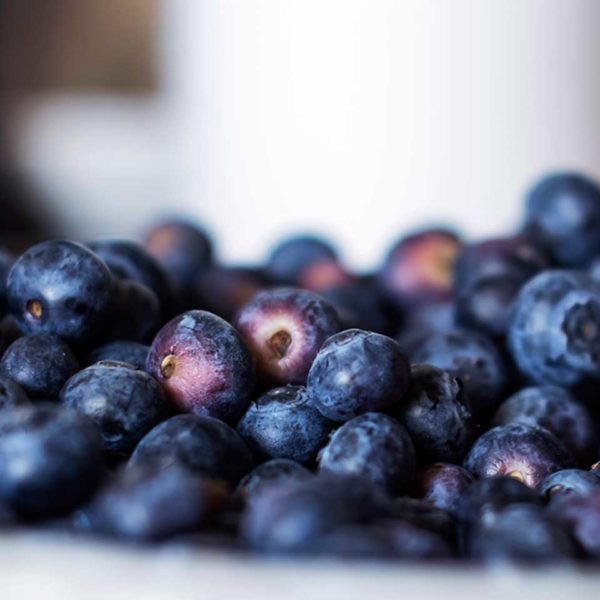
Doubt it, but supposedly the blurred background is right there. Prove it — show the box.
[1,0,600,268]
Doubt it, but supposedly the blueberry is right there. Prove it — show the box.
[593,462,600,477]
[129,414,253,487]
[234,288,341,386]
[384,498,456,544]
[318,413,416,495]
[0,375,29,411]
[0,403,104,518]
[147,310,255,422]
[297,259,352,293]
[378,521,453,560]
[539,469,600,500]
[492,386,597,462]
[60,362,169,457]
[590,256,600,282]
[90,463,228,541]
[508,270,600,386]
[85,340,149,370]
[0,334,79,399]
[237,386,332,465]
[524,172,600,267]
[415,463,474,514]
[6,240,116,344]
[396,364,474,463]
[409,328,507,416]
[463,424,575,487]
[305,525,396,559]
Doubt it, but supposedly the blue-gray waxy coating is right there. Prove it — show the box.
[85,340,150,370]
[0,334,79,399]
[416,463,473,514]
[318,412,416,495]
[60,363,170,456]
[307,329,410,422]
[237,386,332,465]
[538,469,600,499]
[0,375,30,411]
[129,414,253,486]
[508,270,600,386]
[236,459,312,502]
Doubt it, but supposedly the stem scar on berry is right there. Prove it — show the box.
[268,330,292,359]
[507,470,525,483]
[160,354,177,379]
[26,299,43,320]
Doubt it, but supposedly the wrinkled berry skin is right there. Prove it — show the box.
[415,463,474,514]
[60,362,169,457]
[6,240,116,344]
[0,334,79,399]
[237,386,332,465]
[85,341,149,370]
[524,172,600,267]
[397,365,474,463]
[492,386,597,462]
[463,424,575,487]
[234,288,341,386]
[0,375,29,412]
[539,469,600,500]
[409,329,506,416]
[318,413,416,495]
[508,270,600,386]
[147,310,255,422]
[308,329,410,422]
[129,414,253,487]
[90,464,228,541]
[0,403,104,518]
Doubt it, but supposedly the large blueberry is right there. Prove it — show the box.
[85,340,149,370]
[0,375,29,412]
[415,463,474,514]
[539,469,600,500]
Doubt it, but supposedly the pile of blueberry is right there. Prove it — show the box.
[1,171,600,565]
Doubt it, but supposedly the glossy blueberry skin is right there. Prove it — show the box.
[463,424,575,488]
[508,270,600,386]
[409,328,507,416]
[397,364,474,463]
[60,362,170,457]
[415,463,474,514]
[524,172,600,267]
[0,375,29,411]
[307,329,410,422]
[147,310,255,422]
[0,334,79,399]
[129,414,253,487]
[0,403,104,518]
[539,469,600,500]
[85,340,149,370]
[234,288,341,386]
[318,413,416,495]
[6,240,116,344]
[90,463,228,541]
[237,386,332,465]
[492,386,597,462]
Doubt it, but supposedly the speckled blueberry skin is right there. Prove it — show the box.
[60,362,170,457]
[539,469,600,500]
[147,310,255,422]
[234,288,341,386]
[492,386,597,462]
[508,270,600,386]
[0,375,29,411]
[318,413,416,495]
[409,328,507,416]
[415,463,474,514]
[0,334,79,399]
[129,414,253,487]
[85,341,149,370]
[6,240,116,344]
[90,463,228,541]
[0,403,104,518]
[307,329,410,422]
[397,364,474,463]
[237,386,332,465]
[524,172,600,267]
[463,423,575,488]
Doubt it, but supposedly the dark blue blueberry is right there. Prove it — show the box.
[234,288,341,386]
[0,250,15,318]
[60,362,169,457]
[524,172,600,267]
[508,270,600,386]
[147,310,255,422]
[129,414,253,487]
[6,240,116,344]
[396,364,474,463]
[415,463,474,514]
[318,413,416,495]
[0,403,104,518]
[305,525,396,559]
[593,462,600,477]
[0,375,29,411]
[378,521,453,560]
[539,469,600,500]
[492,386,597,462]
[463,424,575,487]
[237,386,332,465]
[384,498,456,543]
[0,334,79,399]
[85,340,149,370]
[399,299,457,341]
[409,328,507,416]
[590,256,600,282]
